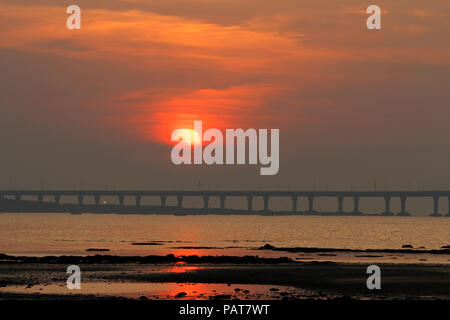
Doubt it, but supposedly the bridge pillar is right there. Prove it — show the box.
[353,196,360,214]
[177,195,183,209]
[136,196,141,206]
[337,196,344,213]
[307,196,314,213]
[94,195,101,205]
[447,196,450,217]
[77,195,84,205]
[118,195,124,206]
[397,196,410,216]
[0,193,4,212]
[247,196,253,211]
[54,195,60,205]
[446,196,450,217]
[160,195,167,207]
[203,196,209,209]
[263,196,269,211]
[430,195,441,217]
[15,194,21,201]
[291,196,297,212]
[382,195,393,215]
[220,196,226,209]
[37,195,44,202]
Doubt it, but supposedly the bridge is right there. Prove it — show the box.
[1,190,449,216]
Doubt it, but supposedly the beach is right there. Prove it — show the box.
[0,214,449,300]
[0,258,449,300]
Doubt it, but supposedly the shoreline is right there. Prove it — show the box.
[1,243,449,264]
[0,253,449,300]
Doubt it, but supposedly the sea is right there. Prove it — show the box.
[0,213,449,264]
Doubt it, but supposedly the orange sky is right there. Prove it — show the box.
[0,0,449,191]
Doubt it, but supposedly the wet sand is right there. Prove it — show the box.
[0,255,449,300]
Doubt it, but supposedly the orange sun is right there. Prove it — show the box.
[172,128,202,146]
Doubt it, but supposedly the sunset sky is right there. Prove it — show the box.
[0,0,449,193]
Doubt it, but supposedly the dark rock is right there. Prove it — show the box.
[86,248,110,252]
[259,244,276,250]
[402,245,414,248]
[441,245,450,249]
[212,294,231,300]
[138,296,148,300]
[355,255,383,257]
[132,242,162,246]
[333,296,356,301]
[0,253,293,264]
[332,296,356,302]
[174,292,187,298]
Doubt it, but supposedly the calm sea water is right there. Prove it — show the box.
[0,213,449,263]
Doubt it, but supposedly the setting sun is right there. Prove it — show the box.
[172,128,202,146]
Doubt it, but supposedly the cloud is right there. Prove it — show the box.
[0,0,449,190]
[116,84,283,143]
[408,9,434,19]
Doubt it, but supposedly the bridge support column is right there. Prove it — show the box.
[15,194,21,201]
[308,196,314,213]
[220,196,226,209]
[177,195,183,209]
[136,196,141,206]
[263,196,269,211]
[94,195,101,205]
[337,196,344,213]
[353,196,360,214]
[160,195,167,207]
[54,195,60,205]
[430,195,441,217]
[447,196,450,217]
[37,195,44,202]
[292,196,297,212]
[397,196,410,216]
[118,195,124,206]
[247,196,253,211]
[203,196,209,209]
[0,193,4,211]
[382,195,393,215]
[77,195,84,205]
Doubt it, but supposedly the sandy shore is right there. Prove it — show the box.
[0,254,449,300]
